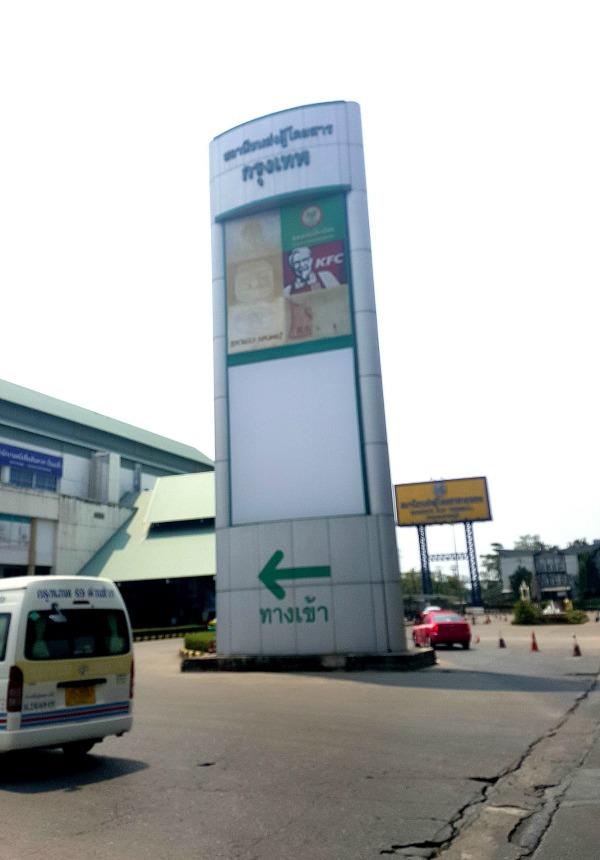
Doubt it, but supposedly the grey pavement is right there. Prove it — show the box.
[431,617,600,860]
[438,683,600,860]
[530,707,600,860]
[1,617,599,859]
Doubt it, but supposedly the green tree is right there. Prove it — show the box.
[479,543,504,605]
[400,568,421,595]
[431,571,468,603]
[481,577,504,605]
[510,565,533,599]
[480,542,503,578]
[564,540,600,600]
[577,551,600,599]
[513,535,547,551]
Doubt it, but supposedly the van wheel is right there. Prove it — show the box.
[62,740,96,758]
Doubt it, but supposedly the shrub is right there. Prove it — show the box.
[580,599,600,611]
[564,609,589,625]
[512,600,542,625]
[184,631,216,652]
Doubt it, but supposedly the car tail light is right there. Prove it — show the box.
[129,658,135,699]
[431,624,439,634]
[7,666,23,712]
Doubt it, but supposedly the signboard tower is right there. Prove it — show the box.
[210,102,405,656]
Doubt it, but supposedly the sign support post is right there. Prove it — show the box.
[417,525,433,596]
[464,521,482,607]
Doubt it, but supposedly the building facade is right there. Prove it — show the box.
[0,378,213,585]
[499,547,580,601]
[79,472,216,629]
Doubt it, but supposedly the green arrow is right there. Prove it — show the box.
[258,550,331,600]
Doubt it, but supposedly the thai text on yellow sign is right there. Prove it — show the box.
[394,477,491,527]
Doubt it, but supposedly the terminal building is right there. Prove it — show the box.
[0,378,215,627]
[499,543,600,602]
[80,472,216,630]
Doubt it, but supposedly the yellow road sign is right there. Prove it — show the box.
[394,477,491,527]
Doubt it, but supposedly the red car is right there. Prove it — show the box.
[412,610,471,649]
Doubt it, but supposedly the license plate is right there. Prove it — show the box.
[65,686,96,706]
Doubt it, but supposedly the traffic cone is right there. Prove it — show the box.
[530,631,539,652]
[572,635,582,657]
[498,633,506,648]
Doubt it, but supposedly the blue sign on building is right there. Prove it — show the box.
[0,444,63,476]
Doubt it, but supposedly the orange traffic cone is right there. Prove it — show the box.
[499,633,506,648]
[572,635,582,657]
[531,631,539,652]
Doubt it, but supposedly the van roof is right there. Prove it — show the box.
[0,576,116,592]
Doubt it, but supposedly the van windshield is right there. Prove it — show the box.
[25,609,130,660]
[0,614,10,661]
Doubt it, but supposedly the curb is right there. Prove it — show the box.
[180,648,216,658]
[180,649,436,673]
[134,631,187,642]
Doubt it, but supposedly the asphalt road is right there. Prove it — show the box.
[1,617,599,860]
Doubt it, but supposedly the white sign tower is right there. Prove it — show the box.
[210,102,405,656]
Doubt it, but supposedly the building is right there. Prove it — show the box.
[0,379,214,619]
[79,472,216,629]
[499,547,581,601]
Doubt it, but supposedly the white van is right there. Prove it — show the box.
[0,576,133,757]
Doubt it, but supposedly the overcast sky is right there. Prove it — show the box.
[1,2,598,571]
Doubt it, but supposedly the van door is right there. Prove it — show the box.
[20,606,132,730]
[0,612,11,732]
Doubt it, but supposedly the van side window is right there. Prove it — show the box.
[0,614,10,661]
[25,610,130,660]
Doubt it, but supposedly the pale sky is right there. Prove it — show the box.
[1,2,598,572]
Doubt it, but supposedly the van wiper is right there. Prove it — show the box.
[49,603,68,624]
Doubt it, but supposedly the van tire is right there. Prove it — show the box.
[62,740,96,758]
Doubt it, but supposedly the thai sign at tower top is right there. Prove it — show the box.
[211,102,406,658]
[210,101,364,220]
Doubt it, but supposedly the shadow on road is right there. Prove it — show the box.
[298,667,599,693]
[0,749,148,794]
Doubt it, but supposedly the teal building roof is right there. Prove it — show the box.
[78,472,216,582]
[0,378,213,473]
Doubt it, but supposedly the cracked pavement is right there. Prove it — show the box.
[437,681,600,859]
[0,620,599,859]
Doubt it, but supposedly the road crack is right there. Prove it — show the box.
[381,672,599,858]
[434,672,600,858]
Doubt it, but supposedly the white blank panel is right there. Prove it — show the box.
[36,519,56,566]
[229,348,366,524]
